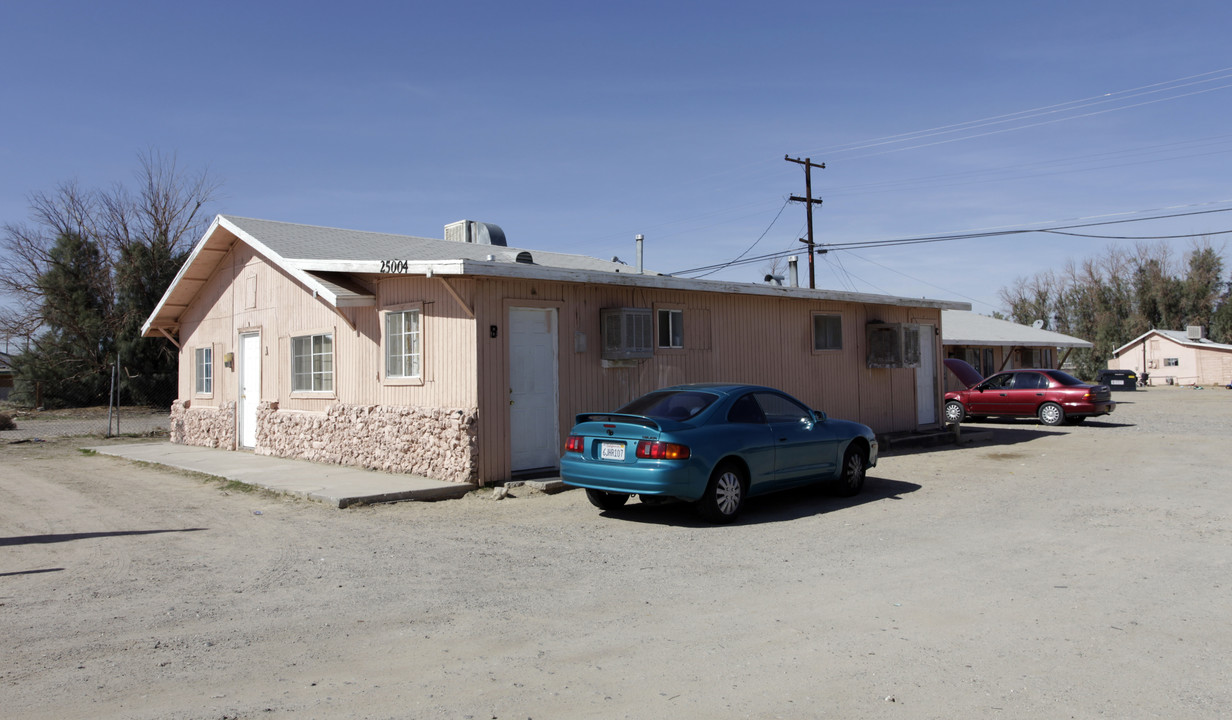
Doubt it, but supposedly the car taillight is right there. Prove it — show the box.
[636,441,690,460]
[565,435,584,453]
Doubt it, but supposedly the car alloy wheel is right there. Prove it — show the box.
[835,447,866,497]
[944,400,965,424]
[699,462,745,523]
[1038,402,1065,426]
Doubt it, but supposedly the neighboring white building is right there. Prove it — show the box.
[1108,328,1232,387]
[941,310,1093,390]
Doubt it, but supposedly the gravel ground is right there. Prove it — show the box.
[1,387,1230,719]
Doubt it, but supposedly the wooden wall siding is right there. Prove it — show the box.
[177,250,480,425]
[1111,336,1232,385]
[371,276,478,408]
[469,276,942,484]
[177,250,941,484]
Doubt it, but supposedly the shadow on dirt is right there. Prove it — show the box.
[0,528,207,547]
[0,567,64,577]
[597,476,922,527]
[885,426,1063,457]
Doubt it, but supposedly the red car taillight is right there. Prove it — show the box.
[564,435,584,453]
[636,441,690,460]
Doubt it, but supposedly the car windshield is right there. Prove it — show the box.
[1043,370,1086,386]
[618,390,718,421]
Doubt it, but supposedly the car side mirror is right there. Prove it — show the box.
[811,410,827,423]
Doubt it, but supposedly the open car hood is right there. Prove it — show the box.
[944,358,985,389]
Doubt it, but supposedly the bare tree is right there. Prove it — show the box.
[0,181,102,339]
[0,150,219,405]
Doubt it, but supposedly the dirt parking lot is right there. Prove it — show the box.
[2,388,1230,719]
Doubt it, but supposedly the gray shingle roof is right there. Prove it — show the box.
[222,216,640,274]
[942,310,1092,348]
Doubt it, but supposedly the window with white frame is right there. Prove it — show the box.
[813,314,842,351]
[1164,357,1179,367]
[194,346,212,395]
[657,308,683,349]
[291,333,333,392]
[385,308,422,379]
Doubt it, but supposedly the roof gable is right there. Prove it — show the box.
[1112,328,1232,356]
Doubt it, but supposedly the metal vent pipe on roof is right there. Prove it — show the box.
[788,256,799,287]
[635,234,644,274]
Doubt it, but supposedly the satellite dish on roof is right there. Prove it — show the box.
[1032,319,1045,329]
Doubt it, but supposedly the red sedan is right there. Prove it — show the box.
[944,359,1116,426]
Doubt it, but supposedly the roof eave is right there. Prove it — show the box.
[291,258,969,310]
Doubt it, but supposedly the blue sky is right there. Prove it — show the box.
[3,1,1232,314]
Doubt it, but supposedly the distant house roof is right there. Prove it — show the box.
[143,215,970,338]
[942,310,1092,349]
[1112,328,1232,356]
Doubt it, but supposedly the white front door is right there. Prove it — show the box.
[509,307,559,474]
[238,332,260,448]
[916,323,937,426]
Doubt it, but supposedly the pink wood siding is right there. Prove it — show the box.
[176,250,941,485]
[471,277,942,485]
[177,249,478,422]
[1110,335,1232,386]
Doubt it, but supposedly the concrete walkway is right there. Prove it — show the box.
[87,442,476,508]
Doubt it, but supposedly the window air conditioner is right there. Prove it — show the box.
[601,308,653,360]
[866,322,922,369]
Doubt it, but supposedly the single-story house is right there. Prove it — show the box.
[142,215,968,486]
[1108,328,1232,386]
[942,310,1093,391]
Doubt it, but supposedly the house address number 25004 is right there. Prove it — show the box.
[380,259,410,273]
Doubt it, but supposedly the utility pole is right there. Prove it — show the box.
[785,155,825,289]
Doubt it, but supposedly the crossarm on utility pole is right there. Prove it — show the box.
[785,155,825,289]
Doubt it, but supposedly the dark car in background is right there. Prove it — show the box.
[944,359,1116,426]
[1096,368,1139,390]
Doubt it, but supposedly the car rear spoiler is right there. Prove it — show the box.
[574,412,662,431]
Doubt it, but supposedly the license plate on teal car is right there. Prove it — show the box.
[600,442,625,461]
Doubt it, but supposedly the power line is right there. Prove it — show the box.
[671,204,1232,276]
[1040,228,1232,240]
[689,198,791,279]
[808,66,1232,159]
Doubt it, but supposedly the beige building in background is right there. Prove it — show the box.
[143,215,967,487]
[1109,328,1232,387]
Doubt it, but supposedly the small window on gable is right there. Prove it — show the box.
[657,308,683,349]
[291,333,333,392]
[813,314,842,351]
[385,308,422,379]
[194,346,212,395]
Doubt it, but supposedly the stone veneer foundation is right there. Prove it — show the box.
[170,400,237,450]
[169,400,480,484]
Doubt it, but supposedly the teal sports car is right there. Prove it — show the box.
[561,383,878,523]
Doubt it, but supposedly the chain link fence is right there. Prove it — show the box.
[1,360,174,442]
